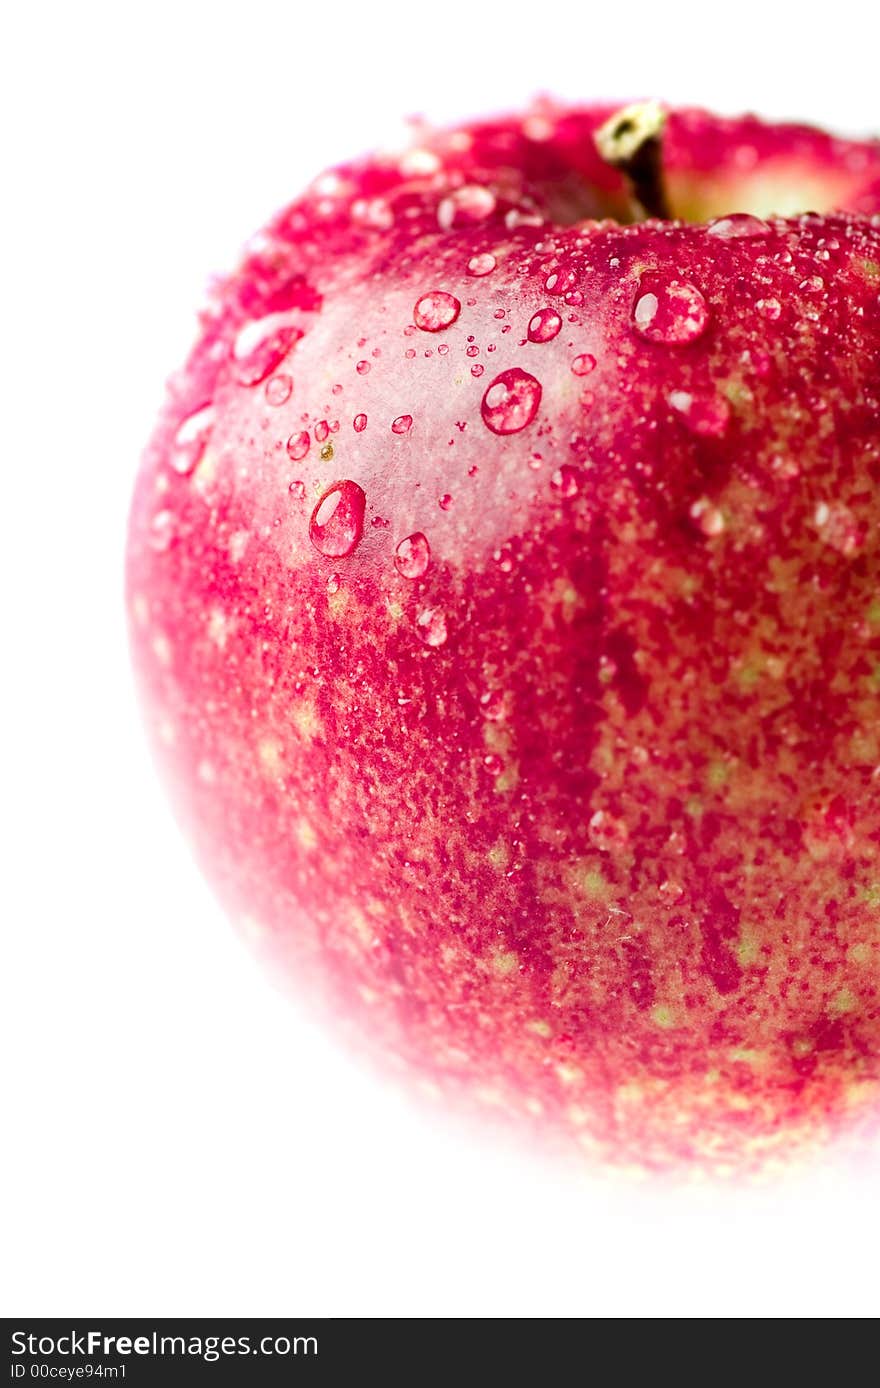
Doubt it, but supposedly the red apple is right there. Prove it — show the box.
[127,101,880,1172]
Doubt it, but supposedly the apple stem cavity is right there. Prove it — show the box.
[594,101,671,221]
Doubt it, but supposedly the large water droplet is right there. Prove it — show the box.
[394,532,431,579]
[706,213,770,239]
[571,353,596,376]
[416,607,448,647]
[287,430,310,462]
[437,185,496,230]
[170,404,214,476]
[233,313,303,385]
[308,480,366,558]
[467,252,496,277]
[631,277,709,345]
[413,291,461,332]
[527,308,562,343]
[480,368,542,435]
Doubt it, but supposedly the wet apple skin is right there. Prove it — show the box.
[127,104,880,1169]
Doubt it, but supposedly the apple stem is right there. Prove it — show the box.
[594,101,671,221]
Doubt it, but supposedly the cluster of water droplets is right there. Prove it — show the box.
[158,189,844,664]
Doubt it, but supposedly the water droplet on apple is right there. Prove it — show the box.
[287,430,310,461]
[756,297,782,321]
[353,413,368,433]
[815,500,861,555]
[149,509,177,552]
[309,480,366,558]
[437,185,496,230]
[527,308,562,343]
[391,414,413,435]
[467,252,496,277]
[232,313,302,385]
[689,497,725,536]
[394,532,431,579]
[480,368,542,435]
[351,197,394,230]
[265,373,293,405]
[550,465,579,498]
[571,353,596,376]
[479,689,507,721]
[413,291,461,332]
[588,810,629,853]
[632,277,709,345]
[170,404,214,476]
[705,214,770,239]
[416,607,448,647]
[668,389,731,438]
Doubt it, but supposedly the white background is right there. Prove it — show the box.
[3,0,880,1319]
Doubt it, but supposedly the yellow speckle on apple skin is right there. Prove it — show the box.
[526,1019,552,1039]
[650,1004,677,1030]
[555,1063,584,1086]
[291,701,319,741]
[736,929,760,967]
[828,988,857,1017]
[487,841,510,872]
[489,948,519,978]
[296,819,318,851]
